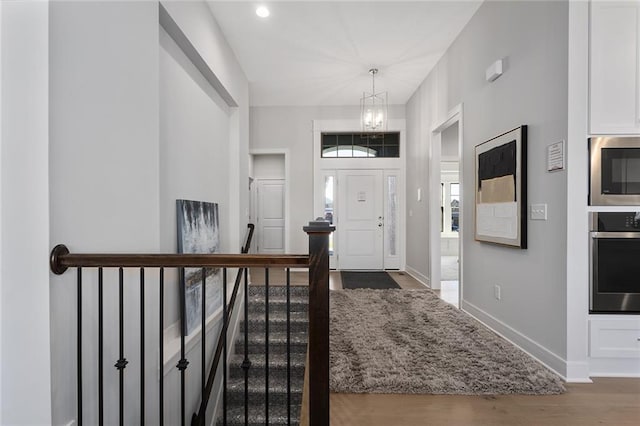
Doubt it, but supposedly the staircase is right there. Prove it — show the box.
[221,284,309,425]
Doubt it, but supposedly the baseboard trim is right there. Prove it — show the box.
[461,300,568,380]
[589,358,640,378]
[565,361,592,383]
[405,266,430,288]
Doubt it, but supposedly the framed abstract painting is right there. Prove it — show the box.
[474,126,527,249]
[176,199,221,335]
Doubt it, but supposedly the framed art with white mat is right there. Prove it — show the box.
[474,126,527,249]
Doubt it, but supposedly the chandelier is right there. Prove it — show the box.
[360,68,388,132]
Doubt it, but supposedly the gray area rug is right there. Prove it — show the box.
[341,271,401,290]
[330,289,565,395]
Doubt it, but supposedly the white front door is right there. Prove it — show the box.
[257,179,285,254]
[337,170,384,270]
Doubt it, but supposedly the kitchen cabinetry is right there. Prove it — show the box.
[590,1,640,134]
[589,317,640,376]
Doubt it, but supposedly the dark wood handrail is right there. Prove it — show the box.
[50,245,308,274]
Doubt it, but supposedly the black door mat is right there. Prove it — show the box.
[340,271,401,290]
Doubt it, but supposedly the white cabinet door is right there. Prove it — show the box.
[590,1,640,134]
[589,318,640,359]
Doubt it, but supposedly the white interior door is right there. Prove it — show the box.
[337,170,384,270]
[257,179,285,254]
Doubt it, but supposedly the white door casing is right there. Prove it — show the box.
[430,105,463,299]
[337,170,384,270]
[257,179,285,254]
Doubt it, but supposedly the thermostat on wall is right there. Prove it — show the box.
[486,59,503,82]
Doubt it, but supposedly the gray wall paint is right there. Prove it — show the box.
[252,154,285,179]
[250,105,405,254]
[405,78,432,281]
[405,0,569,363]
[441,124,459,159]
[48,1,250,423]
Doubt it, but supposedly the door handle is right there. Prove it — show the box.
[378,223,383,227]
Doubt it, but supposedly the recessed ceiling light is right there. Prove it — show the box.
[256,6,270,18]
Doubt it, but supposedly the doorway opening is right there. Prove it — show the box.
[431,106,463,308]
[249,152,288,254]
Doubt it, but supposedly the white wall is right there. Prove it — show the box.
[441,124,459,159]
[250,105,405,254]
[162,0,251,250]
[49,2,161,423]
[252,154,285,179]
[566,0,590,382]
[159,25,231,327]
[0,2,52,424]
[48,1,250,424]
[405,0,569,374]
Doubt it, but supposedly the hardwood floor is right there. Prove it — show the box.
[250,268,640,425]
[330,378,640,425]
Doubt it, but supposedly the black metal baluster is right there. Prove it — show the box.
[223,268,228,426]
[241,268,250,426]
[98,268,104,426]
[201,267,206,402]
[286,268,291,425]
[177,267,189,426]
[264,268,269,423]
[140,268,145,425]
[159,268,164,426]
[77,267,83,426]
[115,268,128,426]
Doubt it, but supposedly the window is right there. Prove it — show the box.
[324,175,335,255]
[441,178,460,235]
[321,132,400,158]
[450,183,459,232]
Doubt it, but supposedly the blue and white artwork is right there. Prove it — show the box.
[176,199,221,335]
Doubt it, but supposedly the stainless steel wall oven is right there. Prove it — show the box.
[589,136,640,206]
[590,212,640,314]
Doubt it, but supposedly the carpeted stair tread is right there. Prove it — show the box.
[228,352,307,378]
[221,405,301,426]
[229,352,307,366]
[248,285,309,298]
[248,296,309,313]
[238,332,308,355]
[242,311,309,333]
[220,284,308,426]
[226,376,304,405]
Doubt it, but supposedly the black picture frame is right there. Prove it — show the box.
[474,125,527,249]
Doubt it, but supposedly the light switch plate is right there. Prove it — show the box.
[530,204,547,220]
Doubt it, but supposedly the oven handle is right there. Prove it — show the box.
[590,232,640,239]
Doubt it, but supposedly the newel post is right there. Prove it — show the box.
[303,219,335,426]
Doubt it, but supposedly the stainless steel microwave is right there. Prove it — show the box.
[589,136,640,206]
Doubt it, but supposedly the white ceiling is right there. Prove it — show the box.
[208,1,482,107]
